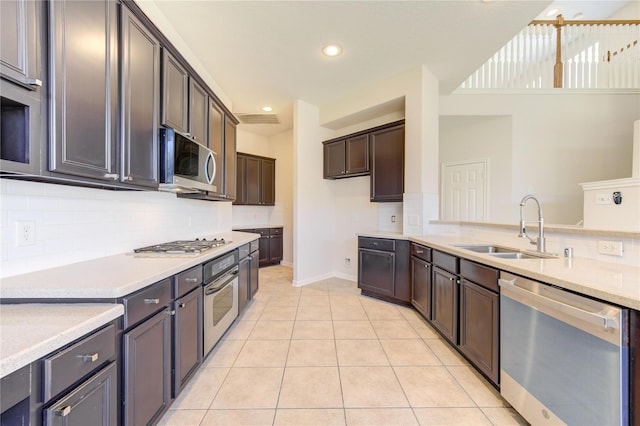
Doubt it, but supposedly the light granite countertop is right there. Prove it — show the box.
[0,303,123,378]
[232,225,283,230]
[359,232,640,310]
[0,231,258,300]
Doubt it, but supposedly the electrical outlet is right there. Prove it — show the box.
[16,221,36,247]
[344,258,351,268]
[596,193,612,205]
[597,240,624,256]
[391,215,396,223]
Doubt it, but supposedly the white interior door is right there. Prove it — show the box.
[441,160,488,221]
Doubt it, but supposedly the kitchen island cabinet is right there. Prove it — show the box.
[410,243,432,319]
[431,252,459,344]
[357,237,410,304]
[459,259,499,385]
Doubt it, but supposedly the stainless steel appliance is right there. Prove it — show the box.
[203,251,239,356]
[159,128,217,193]
[133,238,226,256]
[499,272,629,425]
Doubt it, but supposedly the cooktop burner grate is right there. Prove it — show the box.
[134,238,226,254]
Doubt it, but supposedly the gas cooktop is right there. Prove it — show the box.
[133,238,226,255]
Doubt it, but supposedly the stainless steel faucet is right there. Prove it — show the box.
[519,194,545,253]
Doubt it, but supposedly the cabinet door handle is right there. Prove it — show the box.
[104,173,119,180]
[185,277,199,283]
[449,277,455,282]
[124,176,134,181]
[80,353,99,363]
[144,298,160,304]
[26,77,43,87]
[56,406,72,417]
[179,303,186,308]
[424,264,430,269]
[166,310,176,316]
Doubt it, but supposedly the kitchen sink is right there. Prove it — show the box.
[489,251,556,260]
[453,244,557,260]
[453,244,518,254]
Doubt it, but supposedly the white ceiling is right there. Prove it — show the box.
[149,0,631,136]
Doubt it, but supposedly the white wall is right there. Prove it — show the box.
[293,101,335,285]
[0,179,232,278]
[440,115,513,223]
[440,92,640,225]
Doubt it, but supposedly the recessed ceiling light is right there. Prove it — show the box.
[262,106,273,112]
[322,44,342,57]
[546,8,559,17]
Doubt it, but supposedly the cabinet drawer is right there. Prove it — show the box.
[358,237,395,252]
[411,243,431,262]
[174,265,202,298]
[460,259,499,293]
[238,243,250,259]
[250,239,259,253]
[123,278,171,329]
[269,227,283,235]
[43,324,116,402]
[432,250,459,274]
[253,228,269,237]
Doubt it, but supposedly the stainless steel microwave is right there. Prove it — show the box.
[159,128,217,193]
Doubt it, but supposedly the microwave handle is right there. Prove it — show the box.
[205,151,216,185]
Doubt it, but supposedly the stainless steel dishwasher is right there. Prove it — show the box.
[499,272,629,425]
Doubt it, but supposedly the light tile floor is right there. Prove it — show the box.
[159,266,528,426]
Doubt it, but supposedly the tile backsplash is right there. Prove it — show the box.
[0,179,232,278]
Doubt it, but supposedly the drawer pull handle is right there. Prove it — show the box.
[144,298,160,304]
[416,249,424,254]
[185,277,199,283]
[81,353,99,363]
[56,406,72,417]
[373,242,378,246]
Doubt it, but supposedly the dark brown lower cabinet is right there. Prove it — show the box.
[459,279,499,384]
[123,308,171,426]
[173,288,203,397]
[431,266,459,344]
[357,237,410,304]
[411,256,432,320]
[44,362,117,426]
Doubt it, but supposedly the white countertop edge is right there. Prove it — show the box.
[232,225,284,230]
[0,304,124,378]
[408,235,640,310]
[0,232,259,300]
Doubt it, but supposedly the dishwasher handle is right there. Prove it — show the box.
[499,277,622,343]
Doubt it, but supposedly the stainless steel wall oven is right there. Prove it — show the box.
[203,251,238,356]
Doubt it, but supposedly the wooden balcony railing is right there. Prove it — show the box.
[459,15,640,90]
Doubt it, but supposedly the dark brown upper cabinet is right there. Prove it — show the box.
[120,4,160,188]
[323,134,369,179]
[189,79,207,144]
[161,50,188,134]
[370,123,404,202]
[234,152,275,206]
[48,0,119,181]
[0,0,45,176]
[208,99,224,197]
[1,0,42,90]
[224,116,237,200]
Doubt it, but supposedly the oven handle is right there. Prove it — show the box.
[204,269,238,295]
[499,277,621,335]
